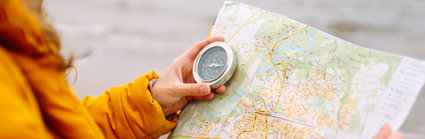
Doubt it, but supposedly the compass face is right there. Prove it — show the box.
[197,46,228,81]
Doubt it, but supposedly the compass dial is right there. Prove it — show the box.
[193,42,237,88]
[197,47,228,81]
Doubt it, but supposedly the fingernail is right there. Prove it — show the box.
[201,85,210,95]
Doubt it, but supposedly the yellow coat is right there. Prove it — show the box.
[0,0,176,138]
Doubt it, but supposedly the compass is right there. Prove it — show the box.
[193,42,237,89]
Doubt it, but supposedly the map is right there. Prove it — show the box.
[170,1,425,139]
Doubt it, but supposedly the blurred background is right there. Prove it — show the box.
[44,0,424,138]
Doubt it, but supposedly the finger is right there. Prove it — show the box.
[213,85,227,93]
[185,36,225,60]
[388,133,404,139]
[374,124,392,139]
[193,93,215,100]
[171,83,211,97]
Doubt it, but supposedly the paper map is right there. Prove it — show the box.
[170,1,425,138]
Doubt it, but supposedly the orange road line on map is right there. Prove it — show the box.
[263,114,268,138]
[225,10,263,44]
[263,25,309,114]
[236,113,269,138]
[237,113,258,138]
[169,10,264,139]
[208,25,214,38]
[237,26,309,139]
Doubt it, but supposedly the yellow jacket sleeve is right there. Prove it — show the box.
[81,71,178,139]
[0,0,177,138]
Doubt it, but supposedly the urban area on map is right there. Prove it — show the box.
[170,1,425,139]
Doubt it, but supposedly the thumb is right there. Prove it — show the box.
[172,83,211,97]
[374,124,392,139]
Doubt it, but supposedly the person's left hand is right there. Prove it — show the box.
[150,36,227,116]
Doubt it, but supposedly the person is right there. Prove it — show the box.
[0,0,403,138]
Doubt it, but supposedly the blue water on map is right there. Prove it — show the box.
[256,29,318,72]
[206,89,246,118]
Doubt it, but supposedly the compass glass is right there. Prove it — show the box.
[197,46,228,81]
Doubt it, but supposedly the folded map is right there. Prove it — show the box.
[170,1,425,138]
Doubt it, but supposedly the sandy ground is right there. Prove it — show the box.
[44,0,425,138]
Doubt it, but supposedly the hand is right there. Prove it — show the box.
[150,36,227,116]
[374,124,404,139]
